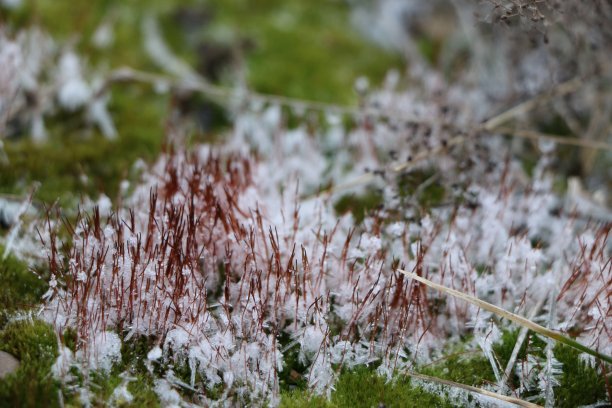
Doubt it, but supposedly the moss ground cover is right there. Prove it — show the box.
[0,1,610,407]
[0,319,60,407]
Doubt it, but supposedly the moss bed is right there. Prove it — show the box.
[0,0,609,407]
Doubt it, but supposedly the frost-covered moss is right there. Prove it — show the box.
[1,1,610,407]
[1,0,398,205]
[0,86,166,205]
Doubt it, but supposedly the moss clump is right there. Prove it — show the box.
[493,329,547,359]
[118,334,158,374]
[278,346,309,392]
[280,389,331,408]
[0,246,47,327]
[332,368,453,408]
[0,319,60,408]
[492,329,608,406]
[69,370,160,408]
[1,0,171,207]
[334,190,384,224]
[126,374,161,407]
[419,353,495,388]
[396,170,446,210]
[58,332,161,407]
[90,334,160,406]
[281,367,453,407]
[553,343,608,407]
[168,0,402,104]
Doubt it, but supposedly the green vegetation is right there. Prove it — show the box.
[0,319,60,408]
[334,189,384,223]
[554,343,608,408]
[1,0,400,206]
[280,367,453,407]
[0,83,168,205]
[493,329,547,369]
[332,368,453,408]
[8,0,400,105]
[278,342,309,392]
[60,331,161,407]
[396,170,446,210]
[201,0,401,103]
[0,245,47,327]
[419,353,495,387]
[0,1,609,407]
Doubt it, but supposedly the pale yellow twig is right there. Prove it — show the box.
[496,127,612,151]
[482,77,582,131]
[396,268,612,364]
[405,371,543,408]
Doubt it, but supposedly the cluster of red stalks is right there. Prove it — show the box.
[557,224,611,350]
[38,151,440,389]
[38,147,610,398]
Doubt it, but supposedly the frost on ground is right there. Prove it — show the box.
[1,0,610,406]
[38,93,610,404]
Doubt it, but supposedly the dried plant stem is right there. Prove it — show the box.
[391,135,466,173]
[396,269,612,364]
[482,77,582,131]
[107,67,428,124]
[496,127,612,152]
[405,371,543,408]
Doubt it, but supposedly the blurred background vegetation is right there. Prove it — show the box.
[0,0,401,206]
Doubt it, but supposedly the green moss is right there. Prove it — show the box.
[8,0,176,63]
[1,0,173,206]
[280,389,332,408]
[1,0,401,207]
[57,332,162,407]
[493,329,547,369]
[279,345,309,392]
[117,334,158,374]
[334,190,384,224]
[396,170,446,210]
[491,329,547,401]
[420,353,495,387]
[176,0,402,103]
[0,319,60,408]
[281,367,453,407]
[553,343,608,407]
[0,246,47,327]
[333,368,452,407]
[60,369,161,407]
[126,374,161,407]
[417,37,443,66]
[490,329,609,406]
[8,0,401,106]
[67,370,159,407]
